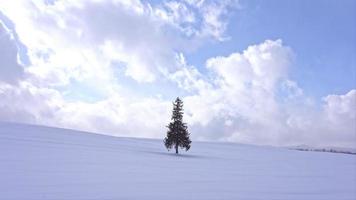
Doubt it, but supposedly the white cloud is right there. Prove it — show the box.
[283,90,356,148]
[324,90,356,121]
[154,0,238,41]
[281,80,303,99]
[175,40,355,148]
[178,40,293,144]
[0,0,236,84]
[169,53,212,93]
[201,39,292,125]
[0,81,62,123]
[55,95,171,138]
[0,81,171,138]
[322,90,356,143]
[0,22,24,84]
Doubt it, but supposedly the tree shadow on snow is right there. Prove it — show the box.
[144,151,210,159]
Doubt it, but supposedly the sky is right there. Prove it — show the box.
[0,0,355,148]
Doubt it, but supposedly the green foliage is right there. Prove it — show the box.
[164,97,191,154]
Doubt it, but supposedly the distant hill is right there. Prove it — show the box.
[288,144,356,155]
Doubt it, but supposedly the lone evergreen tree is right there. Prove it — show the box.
[164,97,191,154]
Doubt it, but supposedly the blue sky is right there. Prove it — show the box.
[0,0,355,148]
[185,0,356,99]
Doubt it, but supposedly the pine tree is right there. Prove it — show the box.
[164,97,191,154]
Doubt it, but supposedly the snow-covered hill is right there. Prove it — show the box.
[1,122,355,200]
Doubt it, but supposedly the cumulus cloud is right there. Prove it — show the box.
[175,40,355,148]
[181,40,293,144]
[321,90,356,145]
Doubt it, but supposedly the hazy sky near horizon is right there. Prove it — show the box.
[0,0,355,148]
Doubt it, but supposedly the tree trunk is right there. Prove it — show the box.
[175,145,178,154]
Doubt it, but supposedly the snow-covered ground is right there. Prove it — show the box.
[1,122,355,200]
